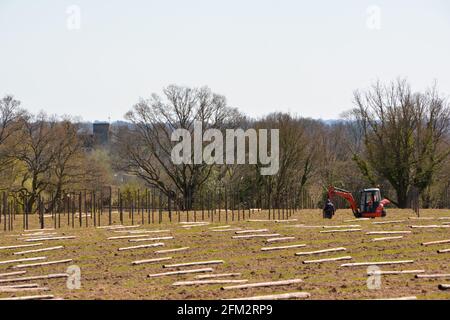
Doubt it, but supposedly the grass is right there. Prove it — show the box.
[0,208,449,300]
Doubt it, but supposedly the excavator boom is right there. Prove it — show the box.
[327,186,360,216]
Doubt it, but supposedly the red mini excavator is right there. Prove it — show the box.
[324,186,390,218]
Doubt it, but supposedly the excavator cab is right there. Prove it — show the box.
[359,188,381,214]
[326,186,389,218]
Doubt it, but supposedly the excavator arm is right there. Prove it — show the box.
[327,186,360,217]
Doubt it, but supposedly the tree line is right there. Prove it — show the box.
[1,79,449,212]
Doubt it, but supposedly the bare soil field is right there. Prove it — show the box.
[0,209,449,300]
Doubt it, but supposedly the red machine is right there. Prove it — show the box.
[324,186,390,218]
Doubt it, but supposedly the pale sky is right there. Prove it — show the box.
[1,0,449,122]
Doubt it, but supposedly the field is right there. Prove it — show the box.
[0,208,449,300]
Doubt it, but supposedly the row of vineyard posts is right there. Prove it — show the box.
[0,186,317,231]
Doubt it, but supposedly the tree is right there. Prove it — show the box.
[14,113,58,211]
[47,119,85,211]
[115,85,242,209]
[0,95,23,183]
[352,79,450,207]
[255,113,320,207]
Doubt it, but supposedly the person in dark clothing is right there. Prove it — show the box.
[323,199,335,219]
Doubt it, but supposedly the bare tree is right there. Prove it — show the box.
[47,119,86,211]
[14,113,58,211]
[115,85,242,209]
[0,95,23,180]
[352,79,450,207]
[255,113,320,206]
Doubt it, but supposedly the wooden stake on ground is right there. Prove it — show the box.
[23,228,55,232]
[118,243,164,251]
[163,260,224,269]
[261,244,306,252]
[366,231,411,235]
[209,226,231,230]
[13,259,73,269]
[373,296,417,300]
[155,247,189,254]
[221,279,302,290]
[295,247,346,256]
[371,236,403,242]
[129,236,174,243]
[439,284,450,290]
[372,220,406,225]
[0,294,55,300]
[148,268,213,278]
[235,229,268,234]
[0,273,68,284]
[410,225,450,229]
[367,270,425,275]
[195,273,242,279]
[0,283,39,289]
[0,271,27,278]
[225,292,310,300]
[438,248,450,253]
[0,243,43,250]
[13,246,64,255]
[115,229,171,235]
[303,256,352,264]
[108,235,155,240]
[344,218,370,222]
[181,224,210,228]
[274,219,298,223]
[322,225,361,228]
[172,279,248,286]
[0,256,46,266]
[320,229,361,233]
[212,228,242,232]
[0,286,49,293]
[341,260,414,267]
[415,274,450,279]
[421,239,450,246]
[20,233,58,238]
[98,225,141,230]
[132,257,172,265]
[24,236,76,242]
[232,234,280,239]
[266,237,296,243]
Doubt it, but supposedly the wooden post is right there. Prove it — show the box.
[146,189,150,224]
[78,192,83,227]
[91,191,97,227]
[218,191,221,222]
[3,192,6,231]
[201,193,204,221]
[107,187,111,226]
[84,191,91,228]
[71,193,75,228]
[225,188,228,223]
[158,191,162,224]
[57,193,60,229]
[168,193,172,223]
[237,192,241,222]
[98,189,102,226]
[151,189,155,224]
[131,193,134,225]
[117,189,122,225]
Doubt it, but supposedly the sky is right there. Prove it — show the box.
[0,0,449,122]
